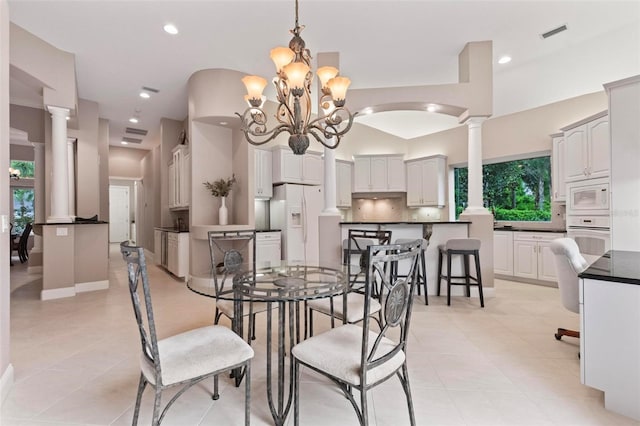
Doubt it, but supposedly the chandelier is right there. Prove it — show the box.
[9,167,20,180]
[237,0,355,155]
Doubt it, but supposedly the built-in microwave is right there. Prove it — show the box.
[567,178,610,216]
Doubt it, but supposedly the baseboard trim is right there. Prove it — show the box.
[41,286,76,300]
[27,265,43,274]
[75,280,109,293]
[0,364,14,407]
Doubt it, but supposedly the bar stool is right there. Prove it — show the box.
[394,238,429,305]
[437,238,484,307]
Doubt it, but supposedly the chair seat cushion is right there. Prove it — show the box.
[216,299,269,319]
[292,324,405,386]
[307,293,381,323]
[140,325,254,386]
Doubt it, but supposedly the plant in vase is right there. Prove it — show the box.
[204,175,236,225]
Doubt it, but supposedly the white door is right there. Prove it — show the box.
[109,185,130,243]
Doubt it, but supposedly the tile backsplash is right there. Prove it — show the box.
[350,194,448,222]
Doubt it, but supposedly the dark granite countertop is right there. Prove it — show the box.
[37,221,108,225]
[154,227,190,233]
[493,226,566,233]
[340,221,470,225]
[256,229,281,233]
[579,250,640,285]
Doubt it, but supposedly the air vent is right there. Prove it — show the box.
[141,86,159,93]
[125,127,148,136]
[122,137,143,144]
[541,24,568,39]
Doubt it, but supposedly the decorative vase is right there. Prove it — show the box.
[219,197,228,225]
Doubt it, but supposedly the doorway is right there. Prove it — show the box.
[109,185,130,242]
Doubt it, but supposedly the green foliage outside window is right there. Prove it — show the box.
[13,189,34,234]
[10,160,35,178]
[455,156,551,222]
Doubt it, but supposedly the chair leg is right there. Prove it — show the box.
[555,328,580,340]
[308,308,314,337]
[361,388,369,426]
[213,374,220,400]
[464,254,471,297]
[250,313,256,341]
[436,250,443,297]
[293,358,300,426]
[475,252,484,308]
[152,386,162,426]
[446,252,452,306]
[132,373,147,426]
[245,361,251,426]
[420,250,428,305]
[399,363,416,426]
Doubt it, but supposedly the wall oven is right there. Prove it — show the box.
[567,177,609,216]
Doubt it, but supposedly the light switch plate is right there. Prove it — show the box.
[1,215,8,233]
[56,227,68,236]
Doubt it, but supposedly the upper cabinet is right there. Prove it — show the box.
[551,133,566,202]
[272,146,323,185]
[169,144,190,209]
[254,148,273,199]
[405,155,446,207]
[562,112,610,183]
[353,155,405,192]
[336,160,353,208]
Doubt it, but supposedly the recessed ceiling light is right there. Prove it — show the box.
[139,92,150,99]
[498,55,512,65]
[363,108,373,115]
[427,105,437,113]
[129,117,139,124]
[65,116,70,121]
[220,121,228,126]
[163,23,179,35]
[121,141,128,145]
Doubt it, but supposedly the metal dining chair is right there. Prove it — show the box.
[293,239,423,425]
[120,241,253,426]
[306,229,392,336]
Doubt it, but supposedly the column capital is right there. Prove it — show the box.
[47,105,70,117]
[67,137,76,145]
[31,141,45,149]
[464,116,488,128]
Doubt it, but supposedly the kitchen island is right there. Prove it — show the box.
[340,221,471,296]
[578,250,640,420]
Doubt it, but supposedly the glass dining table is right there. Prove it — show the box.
[188,261,348,426]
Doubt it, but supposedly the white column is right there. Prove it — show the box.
[464,117,489,213]
[67,138,75,217]
[31,142,45,251]
[323,143,339,214]
[47,106,72,223]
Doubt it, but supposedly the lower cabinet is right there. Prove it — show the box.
[167,232,189,279]
[494,230,564,283]
[256,231,281,265]
[493,231,514,275]
[513,232,563,282]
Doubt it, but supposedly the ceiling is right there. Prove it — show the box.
[7,0,640,150]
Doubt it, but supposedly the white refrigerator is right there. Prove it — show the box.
[270,184,323,264]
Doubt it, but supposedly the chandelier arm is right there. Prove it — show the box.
[235,111,290,146]
[306,127,341,150]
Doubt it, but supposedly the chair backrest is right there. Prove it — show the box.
[550,238,589,314]
[208,229,256,294]
[360,239,422,383]
[18,222,32,253]
[346,229,392,290]
[120,241,163,385]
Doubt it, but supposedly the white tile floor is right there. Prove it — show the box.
[2,245,638,426]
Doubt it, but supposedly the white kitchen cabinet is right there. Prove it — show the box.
[551,133,566,202]
[254,148,273,198]
[154,229,163,266]
[493,230,514,275]
[167,232,189,279]
[513,232,564,282]
[405,155,446,207]
[353,155,405,192]
[562,112,609,183]
[336,160,353,208]
[256,231,282,264]
[170,144,190,209]
[272,146,323,185]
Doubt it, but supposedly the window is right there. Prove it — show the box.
[10,160,35,233]
[454,156,552,222]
